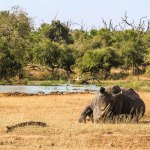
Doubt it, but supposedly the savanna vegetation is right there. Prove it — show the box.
[1,6,150,85]
[0,92,150,149]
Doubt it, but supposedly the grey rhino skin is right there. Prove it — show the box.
[78,86,145,123]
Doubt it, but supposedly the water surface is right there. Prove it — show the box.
[0,84,100,94]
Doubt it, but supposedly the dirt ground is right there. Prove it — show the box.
[0,92,150,150]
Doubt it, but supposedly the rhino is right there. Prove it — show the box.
[78,86,145,123]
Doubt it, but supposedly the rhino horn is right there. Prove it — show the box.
[101,104,111,117]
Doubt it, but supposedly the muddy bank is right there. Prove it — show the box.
[0,90,96,97]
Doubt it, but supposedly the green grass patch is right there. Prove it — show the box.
[28,80,67,86]
[96,80,150,91]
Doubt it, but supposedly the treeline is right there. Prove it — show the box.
[1,7,150,81]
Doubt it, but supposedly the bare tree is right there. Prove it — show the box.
[102,18,118,31]
[121,12,150,33]
[73,20,86,31]
[101,12,150,33]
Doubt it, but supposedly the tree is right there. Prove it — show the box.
[33,40,61,70]
[97,28,115,47]
[40,20,74,44]
[58,47,76,73]
[114,29,146,74]
[120,38,146,74]
[79,47,119,78]
[0,7,33,79]
[71,29,91,56]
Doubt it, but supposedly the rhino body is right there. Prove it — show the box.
[78,86,145,123]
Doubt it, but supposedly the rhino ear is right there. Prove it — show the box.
[112,85,121,94]
[100,87,105,93]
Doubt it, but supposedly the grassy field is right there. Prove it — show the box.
[0,92,150,149]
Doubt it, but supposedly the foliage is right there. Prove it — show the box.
[40,20,74,44]
[79,47,120,78]
[1,7,150,81]
[0,6,32,79]
[121,40,146,74]
[58,47,76,73]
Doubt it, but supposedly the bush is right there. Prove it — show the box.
[110,72,129,80]
[45,69,69,81]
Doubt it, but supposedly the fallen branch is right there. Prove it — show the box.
[6,121,48,132]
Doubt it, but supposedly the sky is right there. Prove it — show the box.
[0,0,150,29]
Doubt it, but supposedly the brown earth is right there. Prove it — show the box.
[0,92,150,149]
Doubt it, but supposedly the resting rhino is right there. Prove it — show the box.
[78,86,145,123]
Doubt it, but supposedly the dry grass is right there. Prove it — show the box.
[0,92,150,149]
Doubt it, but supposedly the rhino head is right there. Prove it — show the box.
[93,86,122,123]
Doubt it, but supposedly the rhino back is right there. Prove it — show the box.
[113,89,145,116]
